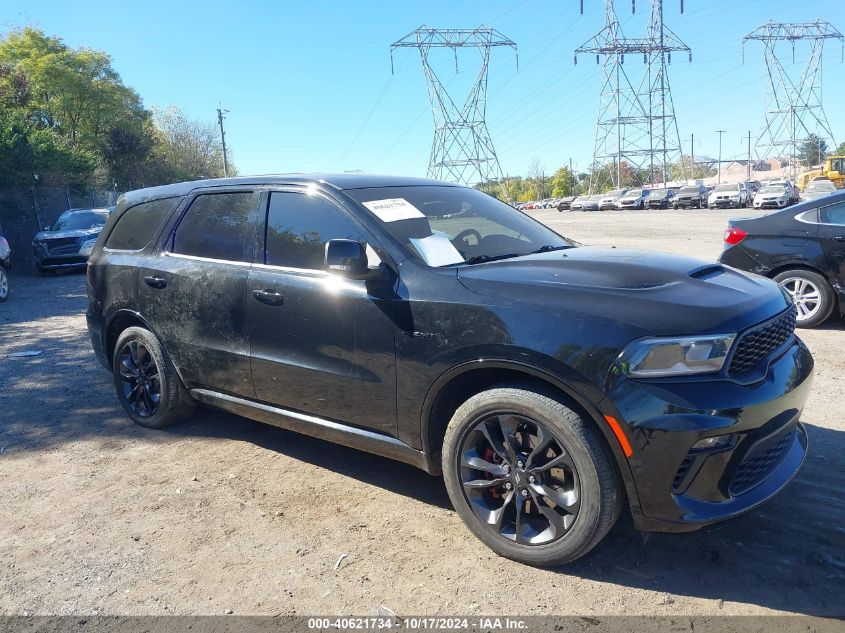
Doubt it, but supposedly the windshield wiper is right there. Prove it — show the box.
[532,244,570,254]
[465,253,522,265]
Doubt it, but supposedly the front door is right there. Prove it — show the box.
[247,188,398,436]
[817,199,845,286]
[141,189,259,398]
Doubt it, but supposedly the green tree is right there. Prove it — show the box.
[550,166,575,197]
[797,134,828,167]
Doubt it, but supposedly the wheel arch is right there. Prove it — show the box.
[104,310,189,388]
[420,359,641,510]
[766,263,839,309]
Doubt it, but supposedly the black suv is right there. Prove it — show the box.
[673,185,708,209]
[87,175,812,566]
[32,207,111,274]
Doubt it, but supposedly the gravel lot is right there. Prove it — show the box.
[0,207,843,617]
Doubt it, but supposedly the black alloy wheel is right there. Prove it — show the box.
[118,340,161,417]
[458,412,580,545]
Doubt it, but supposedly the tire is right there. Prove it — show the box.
[442,384,622,567]
[112,326,195,429]
[774,269,835,328]
[0,267,8,302]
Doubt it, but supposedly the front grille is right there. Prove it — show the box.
[45,237,81,255]
[729,431,793,495]
[728,306,797,375]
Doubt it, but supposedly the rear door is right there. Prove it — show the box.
[246,187,398,435]
[141,188,260,398]
[817,199,845,285]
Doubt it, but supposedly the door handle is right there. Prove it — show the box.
[252,289,284,306]
[143,275,166,289]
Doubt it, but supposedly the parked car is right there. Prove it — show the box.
[569,196,588,212]
[598,189,626,210]
[801,179,837,202]
[557,196,576,211]
[721,190,845,327]
[582,194,603,211]
[31,207,111,274]
[646,188,676,209]
[87,174,812,567]
[753,184,792,210]
[0,223,10,302]
[616,188,650,210]
[708,183,748,209]
[673,185,708,209]
[540,198,556,209]
[765,179,799,205]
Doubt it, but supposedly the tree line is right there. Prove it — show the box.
[0,28,231,191]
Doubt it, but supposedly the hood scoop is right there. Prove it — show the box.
[688,264,725,280]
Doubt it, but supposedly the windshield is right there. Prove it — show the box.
[650,189,669,199]
[603,189,625,198]
[679,187,699,194]
[713,184,735,192]
[51,210,109,232]
[760,186,785,194]
[346,186,573,267]
[622,189,643,198]
[806,182,835,192]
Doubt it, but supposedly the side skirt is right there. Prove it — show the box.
[189,389,441,475]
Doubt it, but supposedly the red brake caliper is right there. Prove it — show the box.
[483,447,503,499]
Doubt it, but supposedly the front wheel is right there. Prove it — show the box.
[774,270,835,328]
[442,385,622,567]
[112,326,195,428]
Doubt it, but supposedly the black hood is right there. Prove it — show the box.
[457,247,790,336]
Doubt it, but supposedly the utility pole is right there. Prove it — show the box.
[716,129,725,183]
[569,157,575,195]
[742,131,752,180]
[683,132,695,181]
[217,104,230,178]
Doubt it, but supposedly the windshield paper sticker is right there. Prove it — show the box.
[362,198,425,222]
[409,234,464,267]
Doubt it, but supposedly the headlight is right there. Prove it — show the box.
[617,334,736,378]
[79,238,97,257]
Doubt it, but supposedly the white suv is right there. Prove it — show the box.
[708,183,748,209]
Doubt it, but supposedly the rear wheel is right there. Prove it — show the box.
[0,267,8,302]
[112,326,195,428]
[442,385,622,566]
[774,270,835,328]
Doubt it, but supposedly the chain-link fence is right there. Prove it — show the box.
[0,187,123,270]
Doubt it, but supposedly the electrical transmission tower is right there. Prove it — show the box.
[743,21,843,174]
[391,26,517,186]
[575,1,689,192]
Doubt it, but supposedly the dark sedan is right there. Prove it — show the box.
[719,190,845,328]
[32,208,111,274]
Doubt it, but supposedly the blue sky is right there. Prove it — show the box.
[2,1,843,178]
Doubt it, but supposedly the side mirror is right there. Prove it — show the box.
[324,239,371,279]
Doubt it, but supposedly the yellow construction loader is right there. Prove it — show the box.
[797,156,845,190]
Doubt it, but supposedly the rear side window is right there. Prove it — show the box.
[264,191,365,270]
[105,198,178,251]
[820,201,845,225]
[172,192,253,262]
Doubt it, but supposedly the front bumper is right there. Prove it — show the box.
[599,337,813,532]
[710,198,741,208]
[755,200,786,209]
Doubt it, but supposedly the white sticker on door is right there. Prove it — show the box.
[362,198,425,223]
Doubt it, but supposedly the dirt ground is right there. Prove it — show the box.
[0,208,843,617]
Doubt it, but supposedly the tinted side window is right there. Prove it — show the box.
[820,201,845,226]
[105,198,178,251]
[265,192,365,270]
[172,192,253,261]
